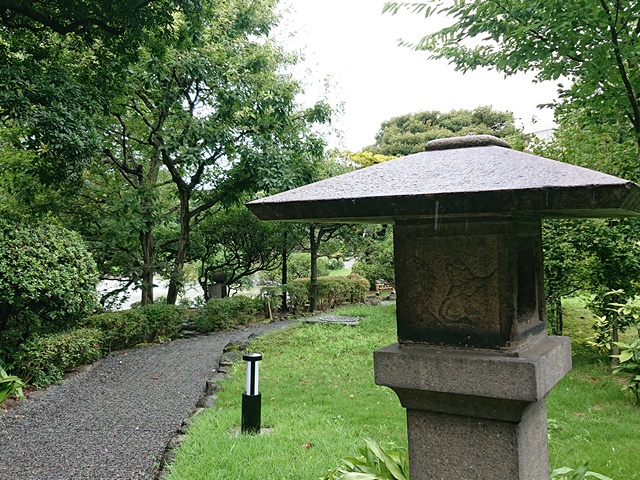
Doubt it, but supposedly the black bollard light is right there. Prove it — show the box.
[241,353,262,434]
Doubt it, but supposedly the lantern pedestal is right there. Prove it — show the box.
[374,338,571,479]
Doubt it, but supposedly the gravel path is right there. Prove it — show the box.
[0,320,296,480]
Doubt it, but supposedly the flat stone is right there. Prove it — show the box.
[303,315,359,325]
[425,134,512,150]
[374,336,572,402]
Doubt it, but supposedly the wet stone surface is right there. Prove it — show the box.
[303,315,359,326]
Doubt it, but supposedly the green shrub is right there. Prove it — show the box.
[84,304,186,351]
[291,274,370,311]
[0,218,98,350]
[281,281,308,313]
[193,296,260,333]
[550,464,612,480]
[137,303,186,341]
[0,365,25,403]
[323,442,612,480]
[259,286,282,317]
[84,310,148,352]
[13,328,104,388]
[611,338,640,404]
[178,295,205,309]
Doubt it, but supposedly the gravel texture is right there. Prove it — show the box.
[0,320,296,480]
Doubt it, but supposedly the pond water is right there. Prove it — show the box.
[97,279,204,310]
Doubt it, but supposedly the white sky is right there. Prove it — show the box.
[277,0,559,152]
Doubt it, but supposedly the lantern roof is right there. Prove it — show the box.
[247,135,640,223]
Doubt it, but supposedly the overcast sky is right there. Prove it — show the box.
[277,0,559,151]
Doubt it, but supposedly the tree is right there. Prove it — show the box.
[57,161,177,307]
[578,219,640,358]
[351,225,395,289]
[91,0,329,305]
[0,0,193,39]
[364,106,524,156]
[530,112,640,351]
[541,220,586,335]
[190,203,298,299]
[0,1,199,187]
[308,223,356,311]
[384,1,640,156]
[532,109,640,181]
[0,217,98,354]
[347,151,397,167]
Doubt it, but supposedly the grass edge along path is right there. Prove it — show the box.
[165,304,640,480]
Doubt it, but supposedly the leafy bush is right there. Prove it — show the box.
[137,303,186,341]
[291,275,370,311]
[84,310,148,352]
[0,218,99,349]
[13,328,104,388]
[323,438,409,480]
[323,441,611,480]
[84,304,186,352]
[178,295,206,310]
[193,296,260,333]
[281,282,308,313]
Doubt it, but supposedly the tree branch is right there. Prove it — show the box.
[599,0,640,140]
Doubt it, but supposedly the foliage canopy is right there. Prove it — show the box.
[364,106,522,156]
[384,0,640,154]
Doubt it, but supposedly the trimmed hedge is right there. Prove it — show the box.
[11,304,187,388]
[193,296,261,333]
[282,274,370,312]
[13,328,104,388]
[83,304,187,352]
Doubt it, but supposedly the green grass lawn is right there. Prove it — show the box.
[547,297,640,478]
[165,302,640,480]
[327,268,352,276]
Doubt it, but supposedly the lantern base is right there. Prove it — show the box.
[374,336,571,479]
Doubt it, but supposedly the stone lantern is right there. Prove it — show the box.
[247,135,640,479]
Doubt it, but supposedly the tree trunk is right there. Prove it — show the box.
[309,225,319,312]
[138,158,161,306]
[611,310,620,367]
[199,266,210,302]
[140,229,155,306]
[0,306,10,335]
[548,295,563,336]
[280,231,288,312]
[167,189,191,305]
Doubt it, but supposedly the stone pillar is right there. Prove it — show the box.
[374,217,572,479]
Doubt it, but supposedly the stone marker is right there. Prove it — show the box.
[247,135,640,479]
[207,271,228,299]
